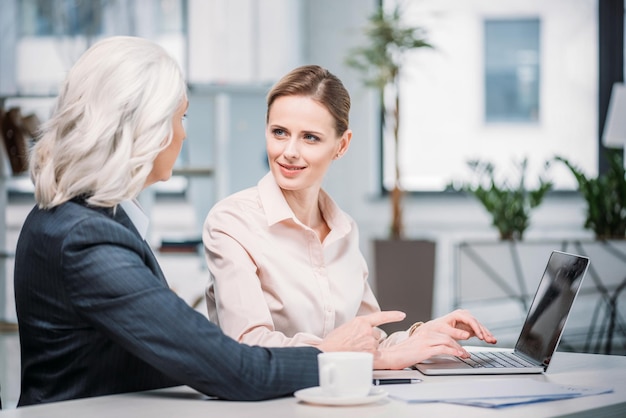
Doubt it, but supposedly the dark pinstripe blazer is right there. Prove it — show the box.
[14,199,319,406]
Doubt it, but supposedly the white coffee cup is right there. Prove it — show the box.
[317,352,373,398]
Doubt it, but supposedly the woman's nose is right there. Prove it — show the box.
[283,138,299,159]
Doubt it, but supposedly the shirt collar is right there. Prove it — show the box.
[257,172,351,236]
[258,172,296,226]
[119,199,150,240]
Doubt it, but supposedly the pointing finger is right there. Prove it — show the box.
[361,310,406,327]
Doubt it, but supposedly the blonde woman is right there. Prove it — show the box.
[204,65,497,370]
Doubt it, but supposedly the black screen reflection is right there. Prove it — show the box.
[515,252,589,366]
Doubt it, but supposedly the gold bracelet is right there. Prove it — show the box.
[408,321,424,336]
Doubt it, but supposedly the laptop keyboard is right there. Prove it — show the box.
[458,351,536,368]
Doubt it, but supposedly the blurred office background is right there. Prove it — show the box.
[1,0,625,409]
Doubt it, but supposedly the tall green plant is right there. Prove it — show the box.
[345,4,431,240]
[555,151,626,240]
[464,158,553,240]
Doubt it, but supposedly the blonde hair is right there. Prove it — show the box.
[266,65,350,135]
[31,36,187,208]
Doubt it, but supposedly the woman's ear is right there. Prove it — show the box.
[334,129,352,159]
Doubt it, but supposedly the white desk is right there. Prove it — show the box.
[1,351,625,418]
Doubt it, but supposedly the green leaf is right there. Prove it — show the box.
[554,151,626,239]
[463,157,553,240]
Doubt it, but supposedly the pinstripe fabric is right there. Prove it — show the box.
[14,200,319,406]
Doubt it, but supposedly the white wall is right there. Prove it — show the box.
[187,0,304,84]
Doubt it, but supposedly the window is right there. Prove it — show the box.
[9,0,187,95]
[19,0,106,37]
[484,19,540,123]
[383,0,597,192]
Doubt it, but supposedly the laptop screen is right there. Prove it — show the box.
[515,251,589,368]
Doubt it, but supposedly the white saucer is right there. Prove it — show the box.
[294,386,388,406]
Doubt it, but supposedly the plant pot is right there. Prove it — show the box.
[373,239,436,334]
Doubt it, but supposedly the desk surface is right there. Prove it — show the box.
[2,350,625,418]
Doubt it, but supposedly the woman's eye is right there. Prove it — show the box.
[272,128,287,137]
[304,134,319,142]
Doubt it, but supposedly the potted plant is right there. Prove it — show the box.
[554,150,626,240]
[463,158,553,240]
[345,4,434,332]
[553,151,626,355]
[345,3,431,240]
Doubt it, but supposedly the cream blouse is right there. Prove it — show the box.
[203,172,407,347]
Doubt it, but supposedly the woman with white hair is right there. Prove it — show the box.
[13,36,402,407]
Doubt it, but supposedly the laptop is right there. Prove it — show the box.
[415,250,590,375]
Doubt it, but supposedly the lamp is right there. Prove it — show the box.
[603,82,626,168]
[603,83,626,147]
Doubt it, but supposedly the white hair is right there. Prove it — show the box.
[31,36,187,208]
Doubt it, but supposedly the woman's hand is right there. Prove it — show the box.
[317,311,406,354]
[374,309,497,370]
